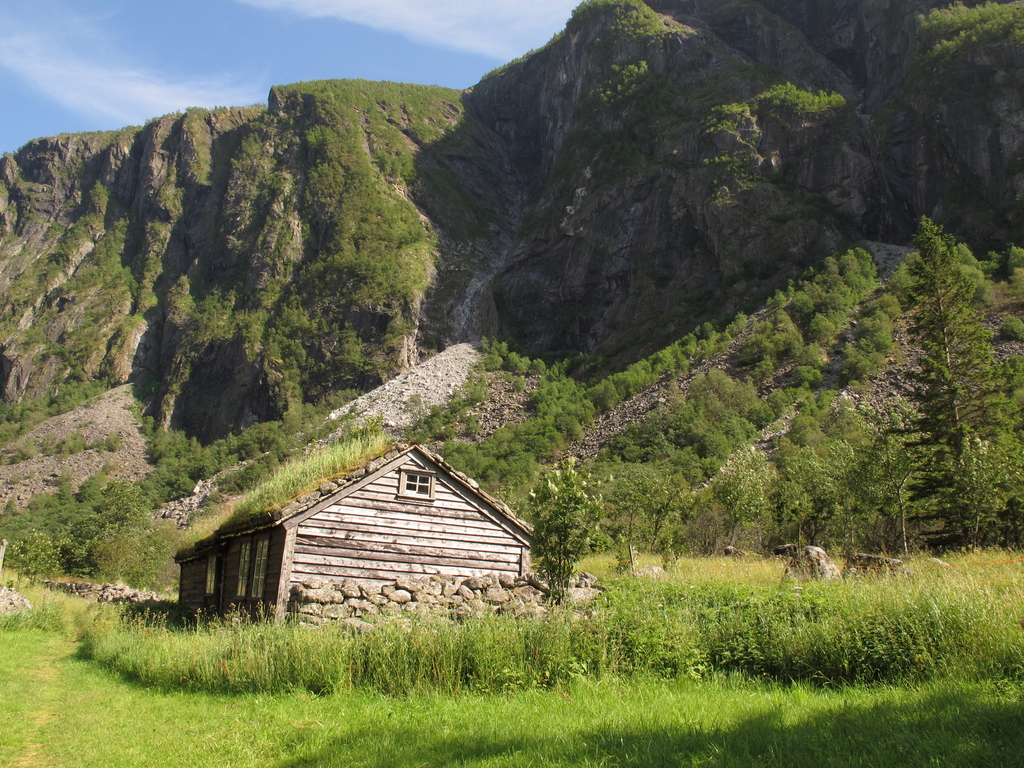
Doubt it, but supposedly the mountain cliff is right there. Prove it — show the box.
[1,0,1022,442]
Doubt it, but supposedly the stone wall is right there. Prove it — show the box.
[43,580,162,604]
[290,572,601,629]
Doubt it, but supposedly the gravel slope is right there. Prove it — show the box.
[326,343,483,439]
[0,385,151,510]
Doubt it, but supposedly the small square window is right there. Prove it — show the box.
[400,471,435,500]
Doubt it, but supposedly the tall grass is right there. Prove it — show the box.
[0,586,73,633]
[9,630,1024,767]
[78,560,1024,696]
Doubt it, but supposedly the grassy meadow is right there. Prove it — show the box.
[2,552,1024,766]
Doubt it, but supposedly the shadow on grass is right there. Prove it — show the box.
[274,687,1024,768]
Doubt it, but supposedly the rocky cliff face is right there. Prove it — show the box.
[1,0,1022,441]
[447,0,1024,359]
[0,84,463,441]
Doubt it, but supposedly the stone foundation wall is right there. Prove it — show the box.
[290,572,601,628]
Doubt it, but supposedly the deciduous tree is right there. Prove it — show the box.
[527,459,602,602]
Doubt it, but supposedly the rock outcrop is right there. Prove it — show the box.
[785,545,842,581]
[842,553,912,578]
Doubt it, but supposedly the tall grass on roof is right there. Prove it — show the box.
[226,429,389,525]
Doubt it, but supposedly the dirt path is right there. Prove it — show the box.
[0,633,69,768]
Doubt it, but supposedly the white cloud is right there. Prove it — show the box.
[235,0,578,60]
[0,6,262,130]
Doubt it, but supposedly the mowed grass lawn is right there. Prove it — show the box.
[2,627,1024,768]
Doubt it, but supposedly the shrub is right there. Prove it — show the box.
[58,430,88,455]
[807,313,837,343]
[526,459,603,601]
[1001,316,1024,341]
[9,440,37,463]
[5,531,64,581]
[793,366,823,388]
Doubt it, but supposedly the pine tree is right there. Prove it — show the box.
[905,217,1012,545]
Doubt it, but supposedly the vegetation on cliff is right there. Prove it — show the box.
[917,0,1024,66]
[0,82,464,442]
[428,225,1024,560]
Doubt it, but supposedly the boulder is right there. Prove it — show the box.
[513,585,545,603]
[525,573,550,594]
[785,546,842,582]
[43,580,160,604]
[340,617,374,634]
[339,580,362,598]
[724,546,746,558]
[395,576,424,593]
[574,571,599,588]
[322,604,351,619]
[360,582,383,598]
[293,585,345,604]
[481,586,511,604]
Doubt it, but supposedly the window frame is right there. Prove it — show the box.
[236,539,252,598]
[205,555,218,595]
[398,470,436,501]
[251,537,270,599]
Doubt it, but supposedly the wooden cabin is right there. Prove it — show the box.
[175,444,532,620]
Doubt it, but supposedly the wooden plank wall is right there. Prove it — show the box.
[221,538,244,613]
[290,459,526,585]
[264,527,288,610]
[178,559,209,608]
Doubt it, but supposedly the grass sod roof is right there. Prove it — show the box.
[175,436,530,563]
[175,431,389,562]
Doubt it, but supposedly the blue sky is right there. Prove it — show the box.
[0,0,579,155]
